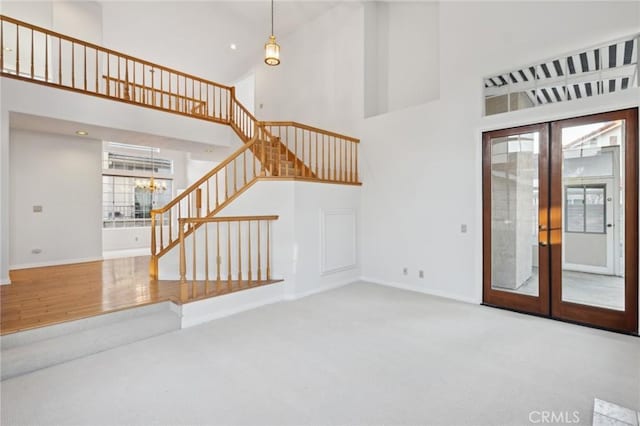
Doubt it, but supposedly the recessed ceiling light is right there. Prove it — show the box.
[75,130,88,136]
[229,43,237,50]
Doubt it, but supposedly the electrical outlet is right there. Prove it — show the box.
[419,270,424,278]
[402,267,408,276]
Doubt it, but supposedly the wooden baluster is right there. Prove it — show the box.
[83,45,87,91]
[168,71,172,110]
[292,127,297,177]
[116,55,121,97]
[124,59,130,100]
[278,126,289,176]
[266,220,271,280]
[224,166,229,200]
[71,43,76,88]
[1,20,4,72]
[237,220,242,282]
[30,29,34,78]
[355,145,359,182]
[179,220,186,283]
[215,173,220,208]
[58,38,62,85]
[150,213,157,278]
[160,69,164,109]
[168,210,173,246]
[45,35,49,82]
[187,193,192,218]
[227,222,232,285]
[243,150,247,185]
[195,188,202,218]
[301,129,306,177]
[206,179,211,215]
[257,220,262,281]
[322,135,326,180]
[191,78,194,114]
[16,25,20,76]
[248,221,252,283]
[333,136,338,180]
[159,213,164,250]
[204,222,210,293]
[233,158,237,193]
[314,133,320,178]
[94,48,98,93]
[228,87,234,125]
[216,222,221,283]
[106,52,110,95]
[192,220,197,286]
[261,128,266,175]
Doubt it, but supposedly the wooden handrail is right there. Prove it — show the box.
[151,133,258,215]
[260,121,360,143]
[180,215,278,224]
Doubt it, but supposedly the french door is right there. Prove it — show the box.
[483,108,638,333]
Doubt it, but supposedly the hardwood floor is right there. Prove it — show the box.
[1,256,281,335]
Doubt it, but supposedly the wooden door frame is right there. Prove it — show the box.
[550,107,638,333]
[482,123,551,316]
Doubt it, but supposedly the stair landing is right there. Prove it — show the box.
[1,256,281,335]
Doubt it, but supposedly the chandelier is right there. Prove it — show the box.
[136,147,167,193]
[135,176,166,193]
[264,0,280,66]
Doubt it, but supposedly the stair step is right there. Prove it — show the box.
[0,303,180,380]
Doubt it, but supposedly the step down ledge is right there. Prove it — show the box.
[1,308,180,380]
[1,302,173,349]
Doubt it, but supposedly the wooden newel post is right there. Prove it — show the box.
[179,219,186,284]
[150,213,158,279]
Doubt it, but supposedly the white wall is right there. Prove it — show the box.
[364,1,440,117]
[252,3,364,136]
[10,130,102,268]
[1,1,102,40]
[244,0,640,315]
[157,180,361,299]
[360,1,640,306]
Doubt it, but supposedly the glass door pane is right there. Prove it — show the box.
[483,123,549,316]
[551,107,638,333]
[560,120,624,311]
[490,133,540,296]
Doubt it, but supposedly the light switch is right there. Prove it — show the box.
[461,224,467,233]
[33,205,43,213]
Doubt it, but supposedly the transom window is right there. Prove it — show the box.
[484,34,638,116]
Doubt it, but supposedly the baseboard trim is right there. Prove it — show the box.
[179,284,285,328]
[10,256,103,270]
[359,276,481,305]
[285,278,356,301]
[0,277,11,285]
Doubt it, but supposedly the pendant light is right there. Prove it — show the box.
[264,0,280,66]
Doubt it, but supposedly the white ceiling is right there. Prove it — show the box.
[10,112,235,161]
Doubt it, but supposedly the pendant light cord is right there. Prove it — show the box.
[271,0,274,36]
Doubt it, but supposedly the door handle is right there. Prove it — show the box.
[539,241,548,247]
[607,224,613,228]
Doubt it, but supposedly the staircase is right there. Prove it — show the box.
[0,14,361,283]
